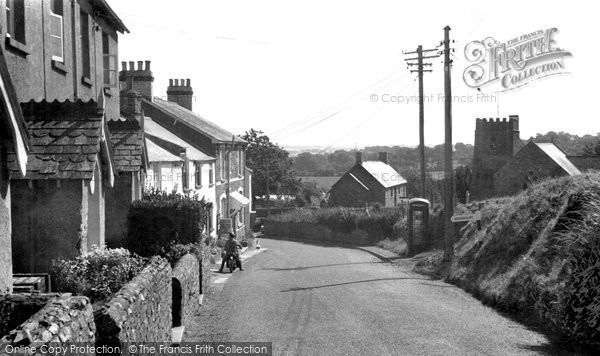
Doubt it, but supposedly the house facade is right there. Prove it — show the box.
[104,89,147,247]
[119,64,251,238]
[494,141,581,196]
[0,45,29,294]
[329,152,407,208]
[2,0,128,273]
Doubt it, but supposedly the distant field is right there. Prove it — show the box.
[298,176,340,191]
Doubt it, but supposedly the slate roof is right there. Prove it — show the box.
[8,100,110,180]
[360,161,407,188]
[534,143,581,176]
[142,98,246,144]
[144,118,214,161]
[146,138,183,163]
[107,119,146,172]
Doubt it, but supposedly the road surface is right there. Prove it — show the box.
[186,238,561,356]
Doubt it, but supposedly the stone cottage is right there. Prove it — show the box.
[1,0,128,273]
[119,64,251,238]
[494,141,581,196]
[329,152,407,208]
[0,46,29,294]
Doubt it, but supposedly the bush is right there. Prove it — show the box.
[268,207,401,241]
[51,247,146,303]
[126,188,209,257]
[160,242,201,267]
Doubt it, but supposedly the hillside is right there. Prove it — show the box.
[411,173,600,349]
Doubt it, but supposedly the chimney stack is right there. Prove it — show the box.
[119,59,154,100]
[355,151,362,165]
[167,78,194,111]
[378,152,388,164]
[120,90,144,127]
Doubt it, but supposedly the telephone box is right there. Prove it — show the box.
[408,198,430,256]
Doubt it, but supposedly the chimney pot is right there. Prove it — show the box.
[355,151,362,165]
[137,61,143,70]
[128,61,135,70]
[180,78,185,86]
[145,60,151,71]
[186,79,191,87]
[169,79,173,86]
[174,79,179,86]
[121,61,127,71]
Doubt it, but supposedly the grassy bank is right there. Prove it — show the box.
[397,173,600,350]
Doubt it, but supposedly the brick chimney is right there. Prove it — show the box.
[355,151,362,165]
[378,152,388,164]
[167,78,193,111]
[120,89,144,128]
[119,60,154,100]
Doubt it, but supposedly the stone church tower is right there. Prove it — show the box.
[471,115,523,199]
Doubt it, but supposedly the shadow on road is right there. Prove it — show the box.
[261,262,374,272]
[281,277,431,292]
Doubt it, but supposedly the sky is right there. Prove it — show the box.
[111,0,598,149]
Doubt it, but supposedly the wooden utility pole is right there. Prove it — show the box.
[443,25,454,261]
[404,45,439,197]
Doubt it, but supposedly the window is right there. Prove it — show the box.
[219,149,225,180]
[102,32,117,86]
[80,11,91,78]
[49,0,64,62]
[6,0,26,44]
[195,163,202,188]
[181,156,188,190]
[209,164,214,185]
[238,149,243,176]
[489,137,498,155]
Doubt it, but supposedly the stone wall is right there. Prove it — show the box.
[0,294,95,354]
[171,254,201,328]
[95,257,172,351]
[0,294,58,337]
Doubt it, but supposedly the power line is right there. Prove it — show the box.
[318,79,416,153]
[275,71,414,139]
[271,70,411,137]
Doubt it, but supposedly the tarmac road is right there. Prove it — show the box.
[185,238,561,356]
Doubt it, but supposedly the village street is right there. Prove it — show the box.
[186,239,559,356]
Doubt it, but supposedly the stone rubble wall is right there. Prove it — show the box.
[94,257,172,352]
[171,254,201,328]
[0,294,95,355]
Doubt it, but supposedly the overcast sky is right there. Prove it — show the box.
[111,0,597,149]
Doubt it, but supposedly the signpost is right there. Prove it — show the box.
[450,211,482,223]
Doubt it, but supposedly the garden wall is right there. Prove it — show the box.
[0,294,95,354]
[95,258,172,351]
[0,293,59,338]
[264,220,371,245]
[171,254,201,329]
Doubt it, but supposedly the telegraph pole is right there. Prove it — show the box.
[404,45,439,197]
[443,25,454,261]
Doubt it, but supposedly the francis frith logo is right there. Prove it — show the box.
[463,28,572,92]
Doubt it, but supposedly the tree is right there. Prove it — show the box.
[583,140,600,156]
[239,129,301,205]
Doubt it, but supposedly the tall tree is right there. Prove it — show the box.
[240,129,301,205]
